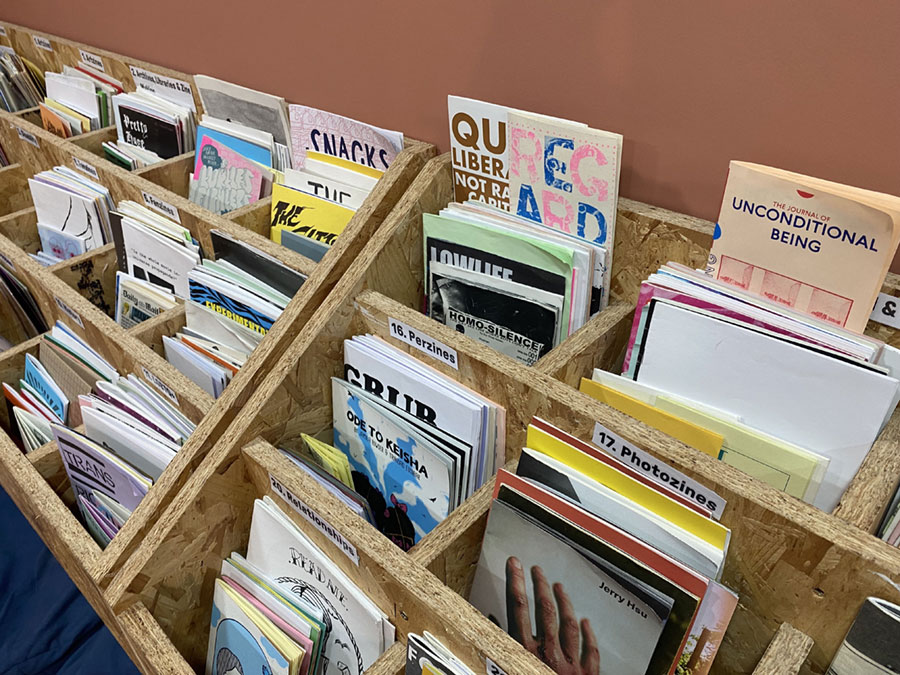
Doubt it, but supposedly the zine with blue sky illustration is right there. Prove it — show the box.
[331,378,454,550]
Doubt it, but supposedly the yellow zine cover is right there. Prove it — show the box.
[270,183,354,247]
[579,378,723,458]
[525,423,730,550]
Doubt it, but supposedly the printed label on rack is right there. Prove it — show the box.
[269,474,360,566]
[78,49,105,72]
[388,317,458,369]
[486,657,508,675]
[141,190,181,223]
[32,35,52,51]
[871,293,900,330]
[54,297,84,329]
[0,251,14,271]
[592,422,726,519]
[128,65,196,112]
[72,157,100,180]
[140,366,180,406]
[16,127,39,149]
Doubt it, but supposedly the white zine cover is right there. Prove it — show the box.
[634,299,900,511]
[448,95,511,209]
[288,105,403,171]
[120,218,199,298]
[246,498,392,675]
[342,337,486,455]
[29,178,105,251]
[332,378,454,548]
[469,499,668,675]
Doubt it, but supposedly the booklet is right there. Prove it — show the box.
[828,597,900,674]
[246,497,394,675]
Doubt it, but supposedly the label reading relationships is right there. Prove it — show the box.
[388,317,458,369]
[269,473,360,565]
[592,422,725,519]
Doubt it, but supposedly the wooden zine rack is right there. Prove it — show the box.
[2,19,900,675]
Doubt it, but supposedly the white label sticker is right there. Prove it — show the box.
[32,35,52,51]
[592,422,726,519]
[141,191,181,223]
[140,366,180,406]
[871,293,900,330]
[72,157,100,180]
[388,317,458,369]
[0,251,14,271]
[269,474,360,566]
[55,297,84,329]
[486,657,508,675]
[128,65,196,112]
[16,127,39,149]
[78,49,105,72]
[0,26,7,37]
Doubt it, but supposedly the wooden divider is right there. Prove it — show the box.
[104,190,878,674]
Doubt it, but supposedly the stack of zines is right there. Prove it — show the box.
[40,62,121,138]
[270,99,403,260]
[2,321,194,548]
[184,75,405,263]
[0,46,43,113]
[0,259,48,349]
[163,231,305,397]
[432,96,623,365]
[405,633,474,675]
[591,162,900,515]
[105,87,195,168]
[207,497,395,675]
[469,418,736,675]
[279,334,503,551]
[28,165,114,263]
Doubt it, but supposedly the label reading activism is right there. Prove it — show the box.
[78,49,105,72]
[140,366,180,406]
[17,127,39,149]
[388,317,458,369]
[592,422,726,519]
[141,190,181,223]
[54,298,84,329]
[129,66,196,112]
[72,157,100,180]
[871,293,900,330]
[0,251,14,271]
[269,474,360,566]
[32,35,52,51]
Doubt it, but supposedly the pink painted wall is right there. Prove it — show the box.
[6,0,900,268]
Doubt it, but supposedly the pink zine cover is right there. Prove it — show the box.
[221,575,314,675]
[288,104,402,171]
[192,136,265,212]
